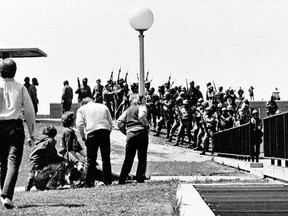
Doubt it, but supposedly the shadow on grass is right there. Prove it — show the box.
[17,203,85,209]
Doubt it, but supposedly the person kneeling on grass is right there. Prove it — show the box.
[25,125,66,191]
[59,111,140,187]
[60,111,86,163]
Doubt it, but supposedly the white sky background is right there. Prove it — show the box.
[1,0,288,114]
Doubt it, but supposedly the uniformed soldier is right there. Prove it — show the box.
[146,87,159,131]
[174,99,193,147]
[250,109,263,162]
[103,84,115,118]
[153,92,174,139]
[168,96,182,143]
[200,107,217,155]
[92,79,103,103]
[75,77,92,105]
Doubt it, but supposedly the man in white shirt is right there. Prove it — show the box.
[76,97,113,186]
[0,58,35,209]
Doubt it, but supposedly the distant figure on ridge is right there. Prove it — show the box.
[24,77,31,90]
[248,86,254,101]
[61,80,73,113]
[28,77,39,117]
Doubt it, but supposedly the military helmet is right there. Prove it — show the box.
[176,97,183,103]
[252,110,259,115]
[183,99,189,105]
[201,101,209,108]
[179,91,186,97]
[198,98,204,103]
[205,107,212,112]
[227,105,234,111]
[164,92,171,99]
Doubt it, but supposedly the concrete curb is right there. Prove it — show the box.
[177,184,214,216]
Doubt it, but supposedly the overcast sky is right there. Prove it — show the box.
[1,0,288,114]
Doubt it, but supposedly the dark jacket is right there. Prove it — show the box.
[29,135,64,171]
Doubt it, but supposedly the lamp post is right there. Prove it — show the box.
[129,7,154,96]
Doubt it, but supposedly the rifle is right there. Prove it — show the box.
[145,70,149,82]
[125,70,128,83]
[212,80,217,92]
[110,69,114,88]
[168,74,171,84]
[117,66,121,84]
[233,97,245,122]
[110,69,114,82]
[186,79,188,91]
[76,77,83,99]
[136,73,139,81]
[77,77,81,89]
[171,79,175,88]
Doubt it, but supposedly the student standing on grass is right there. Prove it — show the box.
[28,77,39,117]
[76,97,113,187]
[117,94,150,184]
[0,58,35,209]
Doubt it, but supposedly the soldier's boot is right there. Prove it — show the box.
[25,177,35,192]
[166,128,171,139]
[167,135,172,142]
[187,139,193,148]
[174,139,180,146]
[200,141,208,155]
[153,132,160,137]
[181,136,184,145]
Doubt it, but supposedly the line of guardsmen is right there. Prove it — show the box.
[74,77,264,156]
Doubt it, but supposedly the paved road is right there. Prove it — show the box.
[195,183,288,216]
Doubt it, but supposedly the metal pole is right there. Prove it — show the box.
[138,30,145,96]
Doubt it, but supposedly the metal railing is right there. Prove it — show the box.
[214,122,253,157]
[263,111,288,159]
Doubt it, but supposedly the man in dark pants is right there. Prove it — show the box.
[61,80,73,113]
[0,58,35,209]
[251,109,263,162]
[117,94,149,184]
[76,97,113,187]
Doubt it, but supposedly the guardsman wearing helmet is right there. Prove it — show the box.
[146,87,159,131]
[250,109,263,162]
[168,97,183,143]
[193,101,208,150]
[238,99,251,125]
[174,99,193,147]
[200,107,217,155]
[153,92,174,139]
[218,107,234,131]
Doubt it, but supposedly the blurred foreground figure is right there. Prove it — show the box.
[0,58,35,209]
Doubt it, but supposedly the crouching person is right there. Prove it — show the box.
[60,111,86,163]
[25,125,66,191]
[61,111,120,187]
